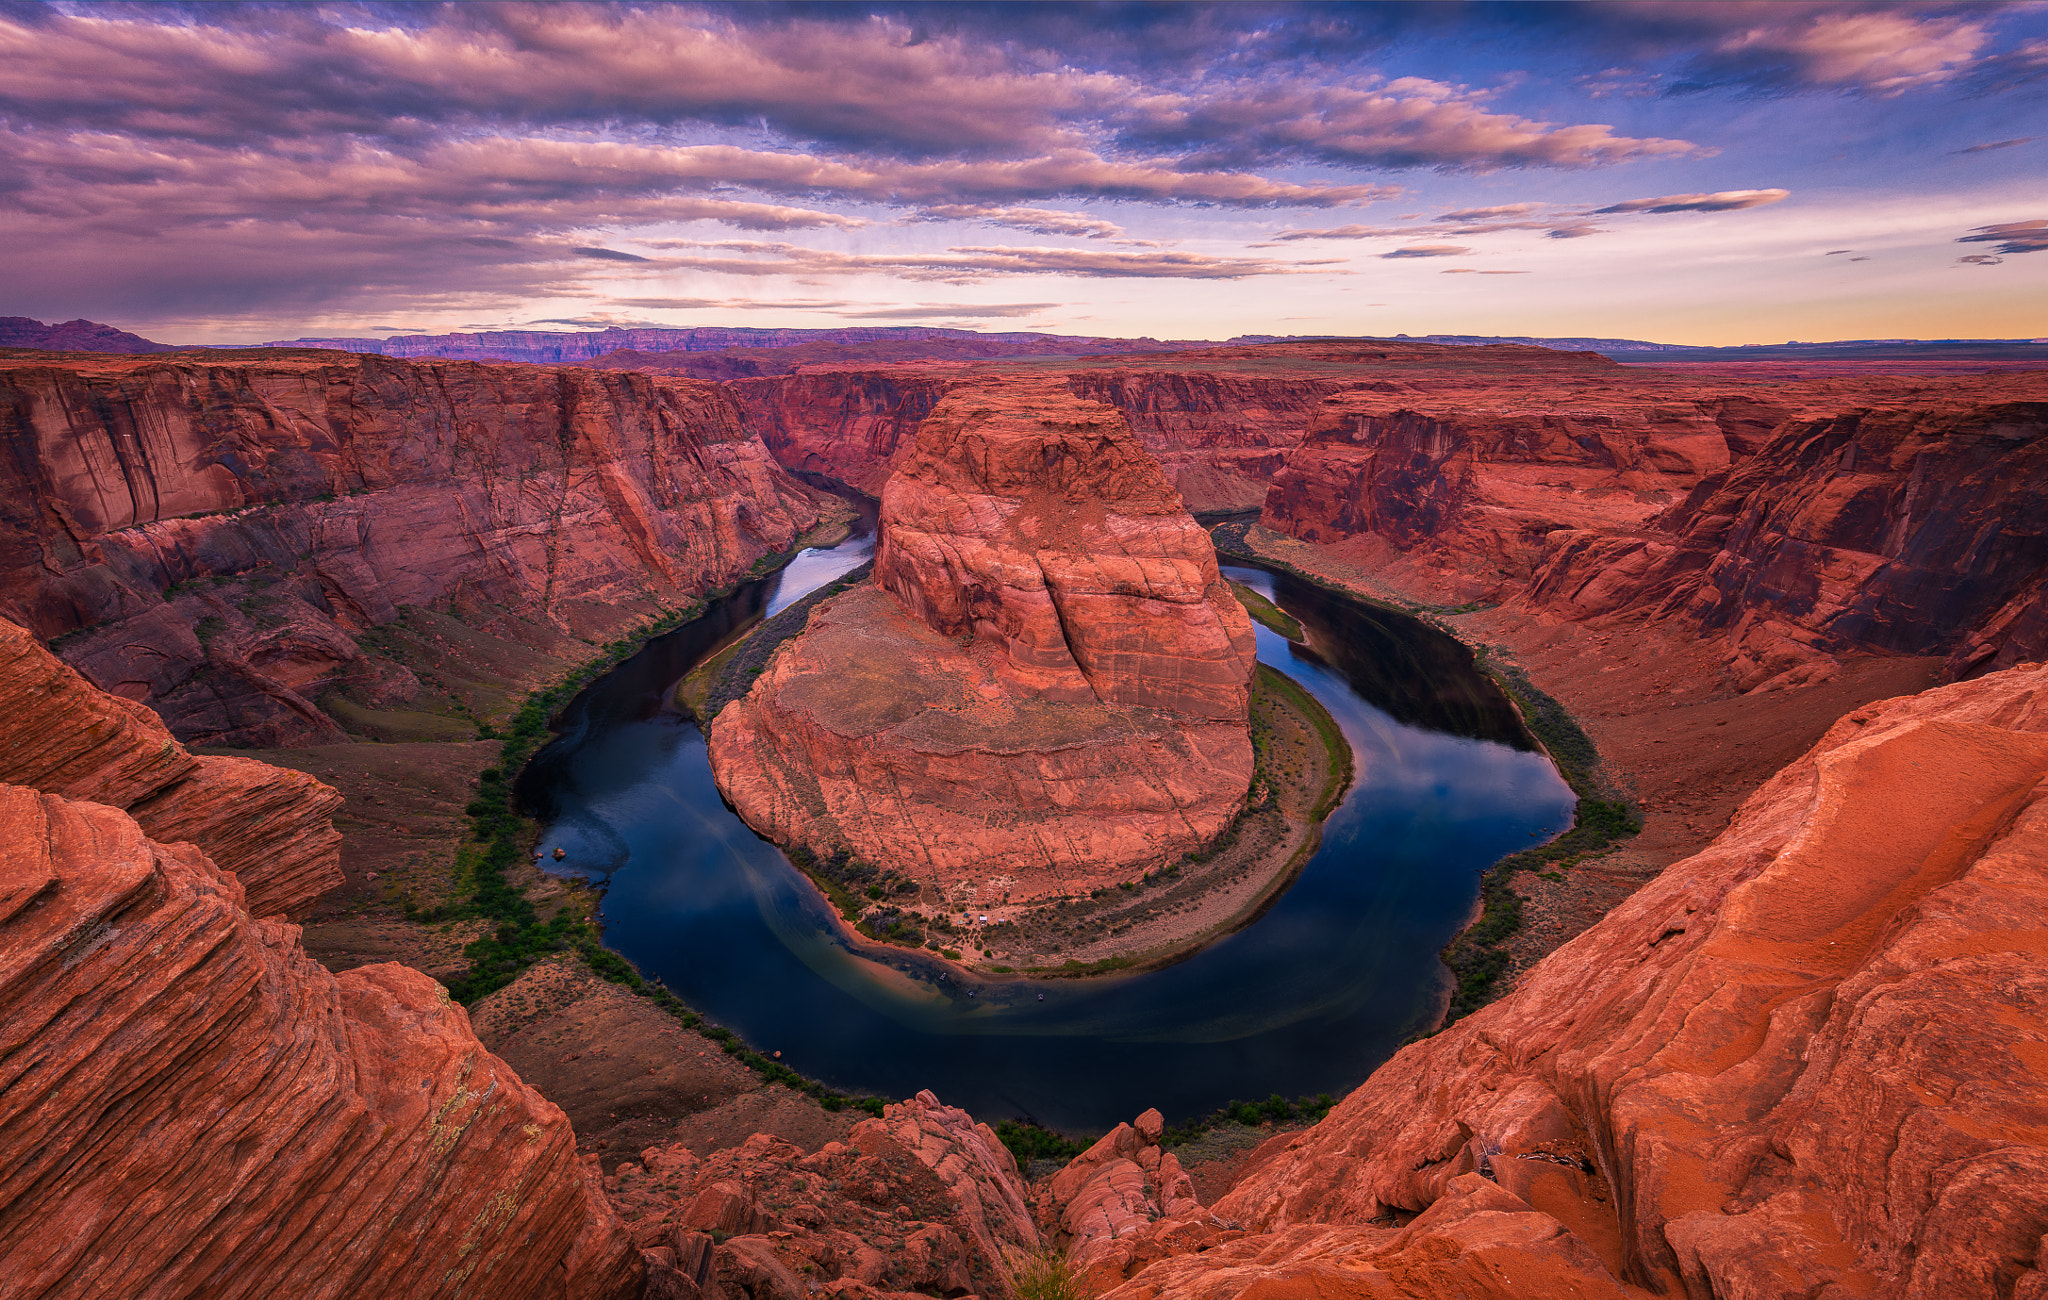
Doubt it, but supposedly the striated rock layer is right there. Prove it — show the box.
[1259,360,2048,688]
[1081,661,2048,1300]
[0,351,825,744]
[0,614,340,918]
[711,379,1257,898]
[0,783,641,1300]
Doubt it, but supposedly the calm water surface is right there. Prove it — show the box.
[519,521,1572,1130]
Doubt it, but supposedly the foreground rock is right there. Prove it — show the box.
[0,783,642,1300]
[0,350,824,744]
[605,1090,1037,1299]
[710,379,1257,902]
[1086,661,2048,1299]
[0,614,340,917]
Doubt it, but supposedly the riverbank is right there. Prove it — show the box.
[257,501,876,1165]
[1218,520,1946,1008]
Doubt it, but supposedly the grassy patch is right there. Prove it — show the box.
[1160,1091,1337,1147]
[1254,663,1351,820]
[697,560,874,723]
[995,1120,1093,1165]
[1003,1248,1087,1300]
[1228,579,1305,641]
[1436,658,1642,1027]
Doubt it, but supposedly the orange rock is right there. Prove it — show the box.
[0,782,640,1300]
[0,614,340,917]
[1149,662,2048,1299]
[711,380,1256,895]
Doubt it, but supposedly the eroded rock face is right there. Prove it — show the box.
[1103,662,2048,1299]
[605,1090,1036,1300]
[711,380,1256,896]
[1259,363,2048,687]
[729,369,955,494]
[0,614,340,918]
[0,782,641,1300]
[0,351,824,744]
[1528,399,2048,689]
[876,378,1256,721]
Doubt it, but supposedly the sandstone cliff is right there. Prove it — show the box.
[1526,397,2048,689]
[1259,365,2048,687]
[728,369,956,494]
[0,614,341,918]
[710,378,1257,899]
[1077,661,2048,1299]
[0,782,641,1300]
[0,351,825,744]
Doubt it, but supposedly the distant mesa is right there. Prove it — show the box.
[0,316,174,354]
[708,377,1259,902]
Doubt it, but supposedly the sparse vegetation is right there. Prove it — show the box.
[1003,1247,1087,1300]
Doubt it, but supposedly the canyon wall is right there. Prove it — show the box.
[1526,398,2048,688]
[0,351,825,745]
[728,369,956,494]
[709,378,1257,898]
[1261,368,2048,686]
[1071,660,2048,1299]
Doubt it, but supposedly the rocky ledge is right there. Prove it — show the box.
[709,378,1257,908]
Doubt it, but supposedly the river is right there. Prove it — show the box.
[516,515,1573,1131]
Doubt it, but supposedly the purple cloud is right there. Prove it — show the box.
[1595,189,1790,214]
[1958,219,2048,254]
[1381,245,1472,259]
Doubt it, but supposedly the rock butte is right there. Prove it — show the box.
[710,378,1258,899]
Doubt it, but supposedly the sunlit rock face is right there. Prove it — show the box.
[1048,661,2048,1300]
[710,378,1257,900]
[0,350,824,745]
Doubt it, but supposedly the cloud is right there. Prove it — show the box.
[1436,203,1546,221]
[639,240,1321,282]
[1958,219,2048,254]
[830,303,1064,320]
[911,205,1126,239]
[1381,245,1471,259]
[572,247,652,263]
[1595,188,1790,214]
[1441,269,1530,274]
[1958,254,2006,265]
[1276,212,1604,242]
[1675,9,1993,96]
[1121,77,1699,171]
[1955,137,2035,154]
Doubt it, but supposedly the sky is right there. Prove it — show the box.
[3,1,2045,345]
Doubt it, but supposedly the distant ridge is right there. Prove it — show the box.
[0,317,175,354]
[242,325,1235,364]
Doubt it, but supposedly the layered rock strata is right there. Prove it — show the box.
[1261,366,2048,688]
[0,782,641,1300]
[0,614,340,918]
[710,379,1257,898]
[0,351,824,744]
[1527,397,2048,688]
[1080,661,2048,1299]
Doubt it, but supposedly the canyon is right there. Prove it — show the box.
[0,349,828,746]
[709,377,1261,908]
[2,323,2046,1299]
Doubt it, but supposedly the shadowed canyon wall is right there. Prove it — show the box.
[0,351,825,745]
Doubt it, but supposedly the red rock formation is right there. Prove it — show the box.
[1035,1108,1202,1294]
[0,614,340,918]
[729,369,956,493]
[710,380,1257,897]
[1255,355,2048,682]
[1095,661,2048,1299]
[0,351,825,744]
[876,378,1257,720]
[0,781,641,1300]
[1527,397,2048,688]
[605,1091,1038,1300]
